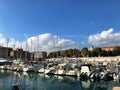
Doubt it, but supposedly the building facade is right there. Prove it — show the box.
[0,46,13,59]
[34,51,47,61]
[102,46,119,51]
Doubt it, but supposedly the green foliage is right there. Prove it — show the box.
[48,48,81,58]
[47,46,120,58]
[81,47,89,57]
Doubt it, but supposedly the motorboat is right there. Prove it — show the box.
[80,64,91,79]
[0,58,13,65]
[54,69,65,75]
[22,64,34,72]
[0,58,13,69]
[65,70,77,77]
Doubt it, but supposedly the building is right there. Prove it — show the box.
[14,48,32,61]
[90,45,94,51]
[34,51,47,61]
[0,46,13,59]
[9,48,32,61]
[102,46,120,51]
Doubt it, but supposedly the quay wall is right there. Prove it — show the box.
[80,56,120,62]
[47,56,120,63]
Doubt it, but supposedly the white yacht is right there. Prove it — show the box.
[22,65,34,72]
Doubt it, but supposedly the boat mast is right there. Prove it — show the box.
[56,33,59,75]
[6,39,9,60]
[56,33,59,59]
[31,39,33,61]
[25,41,28,61]
[37,36,39,62]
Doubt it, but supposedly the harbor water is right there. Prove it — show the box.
[0,70,120,90]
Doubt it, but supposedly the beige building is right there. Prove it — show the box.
[34,51,47,61]
[102,46,119,51]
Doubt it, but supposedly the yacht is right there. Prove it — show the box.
[0,58,13,65]
[0,58,12,69]
[79,64,91,79]
[22,64,34,72]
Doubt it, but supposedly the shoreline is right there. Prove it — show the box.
[47,56,120,62]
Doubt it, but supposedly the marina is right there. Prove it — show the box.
[0,57,120,90]
[0,57,120,79]
[0,0,120,90]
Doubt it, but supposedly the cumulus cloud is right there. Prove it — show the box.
[24,33,76,52]
[0,33,76,52]
[0,34,7,46]
[0,34,20,49]
[88,28,120,46]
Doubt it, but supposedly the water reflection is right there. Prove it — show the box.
[13,71,21,77]
[0,70,4,73]
[0,71,120,90]
[81,79,91,89]
[92,81,108,90]
[22,72,28,76]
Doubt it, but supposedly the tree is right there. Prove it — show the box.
[60,50,69,57]
[112,46,120,56]
[89,47,107,57]
[72,49,81,57]
[94,47,102,57]
[81,47,89,57]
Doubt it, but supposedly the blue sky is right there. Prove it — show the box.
[0,0,120,51]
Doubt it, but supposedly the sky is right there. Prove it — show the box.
[0,0,120,52]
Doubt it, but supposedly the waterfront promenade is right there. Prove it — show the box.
[80,56,120,62]
[47,56,120,65]
[48,56,120,62]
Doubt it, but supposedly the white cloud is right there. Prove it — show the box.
[24,33,76,52]
[88,28,120,46]
[0,33,76,52]
[0,34,6,46]
[0,33,20,49]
